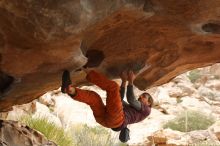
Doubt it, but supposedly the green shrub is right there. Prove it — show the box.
[20,115,74,146]
[163,110,215,132]
[19,116,126,146]
[187,69,201,83]
[190,140,220,146]
[199,91,217,101]
[176,98,183,103]
[71,124,125,146]
[214,75,220,80]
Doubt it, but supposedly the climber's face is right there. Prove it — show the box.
[138,95,149,105]
[138,93,153,107]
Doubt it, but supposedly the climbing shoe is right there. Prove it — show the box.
[61,70,72,93]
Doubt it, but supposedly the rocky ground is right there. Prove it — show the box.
[1,64,220,146]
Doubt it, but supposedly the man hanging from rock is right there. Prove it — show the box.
[61,68,153,142]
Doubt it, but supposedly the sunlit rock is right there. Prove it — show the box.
[0,120,57,146]
[1,1,220,111]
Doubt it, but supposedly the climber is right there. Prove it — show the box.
[61,68,153,142]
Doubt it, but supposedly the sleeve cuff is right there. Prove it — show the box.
[127,85,133,88]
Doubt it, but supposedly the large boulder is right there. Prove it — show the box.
[161,80,196,100]
[0,120,56,146]
[128,108,175,144]
[180,97,213,115]
[210,121,220,141]
[147,129,186,146]
[1,0,220,111]
[146,129,220,146]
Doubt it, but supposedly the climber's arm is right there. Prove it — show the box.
[127,71,141,110]
[120,71,129,106]
[126,85,141,110]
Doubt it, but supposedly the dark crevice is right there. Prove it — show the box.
[0,71,14,95]
[125,0,146,7]
[0,54,2,63]
[107,59,146,77]
[134,77,150,90]
[0,32,4,48]
[0,32,4,63]
[143,0,154,12]
[202,23,220,34]
[83,49,105,68]
[0,120,3,128]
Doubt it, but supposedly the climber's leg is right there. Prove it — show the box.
[72,88,107,127]
[61,71,106,126]
[87,70,124,128]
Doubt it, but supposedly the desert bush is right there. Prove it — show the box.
[201,92,216,100]
[163,110,215,132]
[20,115,74,146]
[187,69,201,83]
[190,140,220,146]
[71,124,126,146]
[213,75,220,80]
[176,98,183,103]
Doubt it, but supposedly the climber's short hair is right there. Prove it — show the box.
[141,92,154,107]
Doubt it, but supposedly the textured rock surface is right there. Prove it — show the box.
[0,0,220,111]
[146,129,220,146]
[0,120,56,146]
[1,65,220,145]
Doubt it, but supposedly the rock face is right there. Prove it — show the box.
[1,65,220,145]
[0,120,56,146]
[146,129,220,146]
[1,0,220,111]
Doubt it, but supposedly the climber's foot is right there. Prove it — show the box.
[61,70,72,93]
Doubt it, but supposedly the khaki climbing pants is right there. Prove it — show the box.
[71,70,125,128]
